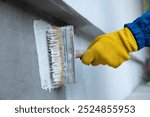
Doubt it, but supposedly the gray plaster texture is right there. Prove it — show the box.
[0,1,65,99]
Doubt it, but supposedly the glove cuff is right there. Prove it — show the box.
[118,27,138,52]
[124,27,138,52]
[125,22,145,50]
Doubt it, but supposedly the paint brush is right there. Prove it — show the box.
[46,25,77,89]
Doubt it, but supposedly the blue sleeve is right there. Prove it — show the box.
[125,10,150,50]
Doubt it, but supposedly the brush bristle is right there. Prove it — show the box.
[46,27,64,89]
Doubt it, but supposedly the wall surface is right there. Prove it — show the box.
[0,0,147,100]
[64,0,148,99]
[0,1,65,99]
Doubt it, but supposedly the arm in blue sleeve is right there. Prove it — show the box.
[125,10,150,50]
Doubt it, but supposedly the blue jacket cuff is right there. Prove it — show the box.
[124,10,150,50]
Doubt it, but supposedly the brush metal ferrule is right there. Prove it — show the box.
[61,26,76,84]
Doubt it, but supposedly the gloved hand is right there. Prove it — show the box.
[81,27,138,68]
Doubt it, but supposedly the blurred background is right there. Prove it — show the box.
[0,0,150,100]
[65,0,150,99]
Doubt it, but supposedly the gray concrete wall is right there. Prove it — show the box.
[0,1,65,99]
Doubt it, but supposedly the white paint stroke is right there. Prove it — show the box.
[33,20,52,92]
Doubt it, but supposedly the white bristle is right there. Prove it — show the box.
[46,27,64,89]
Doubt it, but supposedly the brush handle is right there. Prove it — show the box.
[75,50,86,58]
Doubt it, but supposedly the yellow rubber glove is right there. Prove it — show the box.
[81,27,138,68]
